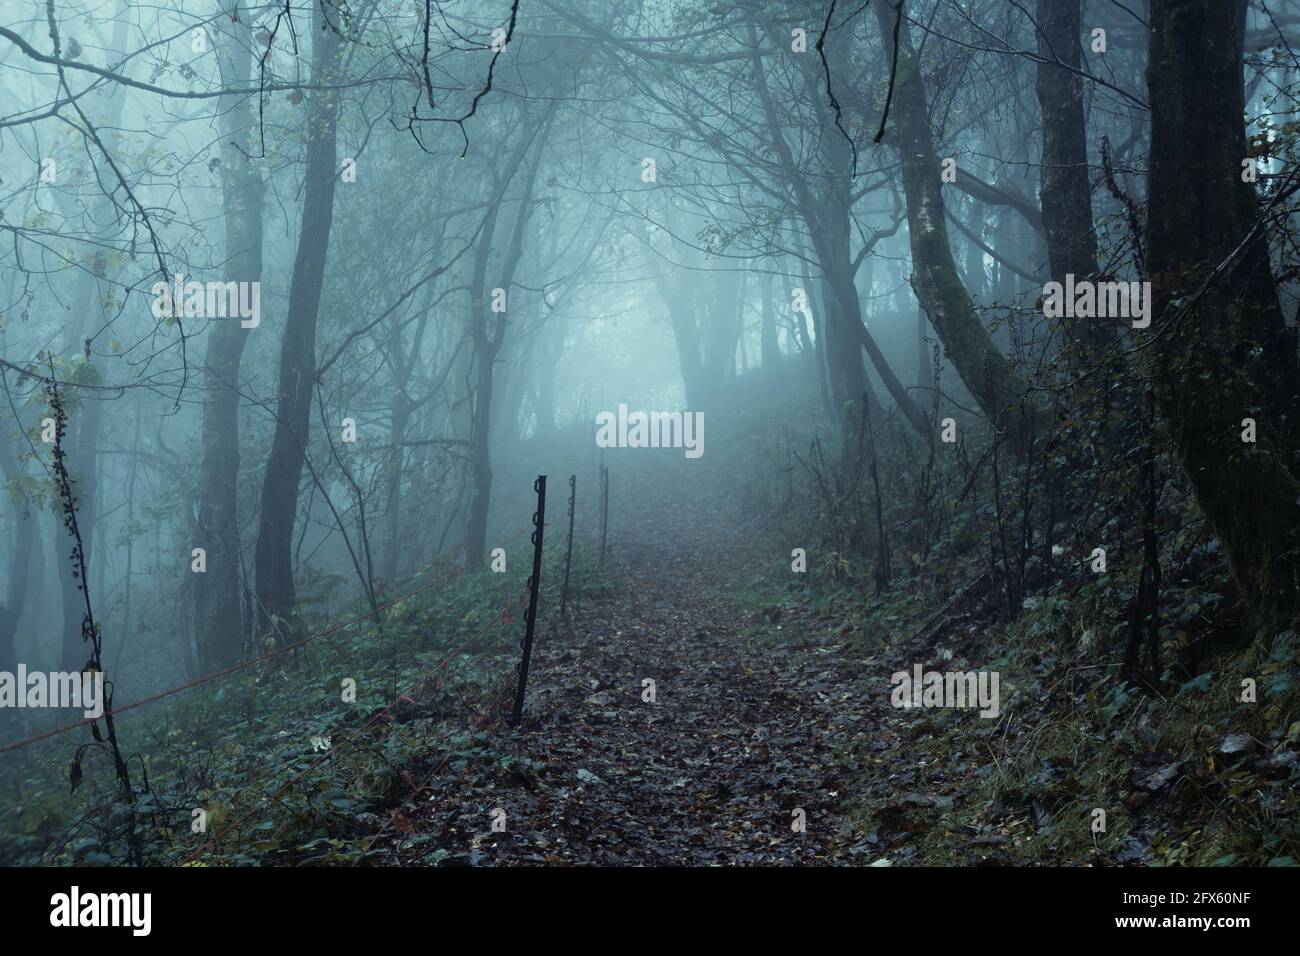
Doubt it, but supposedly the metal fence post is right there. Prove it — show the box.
[560,475,576,617]
[599,465,609,566]
[510,476,547,726]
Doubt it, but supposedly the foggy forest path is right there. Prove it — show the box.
[386,453,885,865]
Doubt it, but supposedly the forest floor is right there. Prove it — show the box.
[370,448,1009,866]
[384,524,877,865]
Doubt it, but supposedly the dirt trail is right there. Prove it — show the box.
[388,459,882,865]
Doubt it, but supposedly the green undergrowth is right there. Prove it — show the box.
[0,543,604,866]
[728,397,1300,867]
[737,523,1300,865]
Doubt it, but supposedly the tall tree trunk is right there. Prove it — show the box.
[196,1,264,668]
[253,10,342,637]
[663,281,708,408]
[0,440,34,678]
[817,168,870,421]
[1035,0,1114,349]
[500,332,535,448]
[1146,0,1300,631]
[872,0,1044,453]
[797,253,835,415]
[639,220,709,408]
[381,388,412,583]
[443,249,477,557]
[916,307,934,394]
[533,311,566,442]
[760,271,780,384]
[465,114,551,568]
[660,266,746,412]
[379,285,432,584]
[820,275,868,415]
[748,19,928,438]
[961,200,986,302]
[464,343,497,570]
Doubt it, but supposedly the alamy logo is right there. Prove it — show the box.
[150,274,261,328]
[1041,274,1151,329]
[0,666,104,718]
[890,664,1000,718]
[595,404,704,459]
[50,886,151,936]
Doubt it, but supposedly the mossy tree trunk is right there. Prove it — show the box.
[871,0,1045,455]
[1146,0,1300,632]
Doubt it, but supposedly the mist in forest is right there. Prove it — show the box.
[0,0,1299,877]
